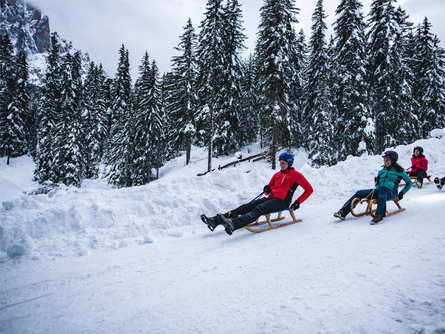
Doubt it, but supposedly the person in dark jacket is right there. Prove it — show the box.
[201,152,313,235]
[435,176,445,190]
[333,150,412,225]
[408,146,428,188]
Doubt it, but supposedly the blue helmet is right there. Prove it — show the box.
[278,152,294,167]
[382,150,398,163]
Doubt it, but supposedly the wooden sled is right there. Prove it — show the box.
[350,197,405,218]
[399,175,432,187]
[244,208,302,233]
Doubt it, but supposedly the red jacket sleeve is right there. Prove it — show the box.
[294,172,313,204]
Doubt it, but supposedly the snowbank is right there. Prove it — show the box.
[1,132,445,260]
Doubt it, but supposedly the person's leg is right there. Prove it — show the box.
[202,198,269,231]
[339,189,375,214]
[375,186,397,216]
[416,170,426,187]
[224,198,269,218]
[229,198,289,230]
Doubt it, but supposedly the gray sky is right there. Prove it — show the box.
[27,0,445,79]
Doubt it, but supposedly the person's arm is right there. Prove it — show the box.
[294,172,314,204]
[419,157,428,172]
[400,170,413,195]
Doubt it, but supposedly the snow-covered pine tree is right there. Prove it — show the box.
[0,34,26,164]
[55,51,84,186]
[196,0,226,171]
[305,0,336,166]
[169,18,198,165]
[132,53,157,186]
[214,0,246,154]
[367,0,396,151]
[34,33,62,183]
[290,28,308,149]
[149,60,164,179]
[239,54,259,145]
[255,0,299,169]
[83,61,108,179]
[412,18,445,137]
[388,7,418,145]
[15,50,31,155]
[333,0,373,159]
[107,45,134,187]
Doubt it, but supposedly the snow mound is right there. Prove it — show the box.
[1,133,445,260]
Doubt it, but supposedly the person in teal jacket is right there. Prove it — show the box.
[334,150,413,224]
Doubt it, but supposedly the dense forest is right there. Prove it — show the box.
[1,0,444,187]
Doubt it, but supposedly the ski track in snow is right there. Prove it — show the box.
[1,135,445,333]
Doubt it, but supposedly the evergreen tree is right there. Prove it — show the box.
[333,0,373,159]
[290,28,308,149]
[412,18,445,137]
[132,52,157,186]
[196,0,226,171]
[255,0,299,169]
[169,18,198,164]
[55,51,84,186]
[107,45,134,187]
[215,0,246,153]
[149,61,164,179]
[367,0,398,151]
[83,62,108,179]
[34,33,62,183]
[239,54,259,145]
[305,0,336,166]
[388,7,418,144]
[15,51,31,156]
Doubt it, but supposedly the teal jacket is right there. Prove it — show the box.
[376,166,412,195]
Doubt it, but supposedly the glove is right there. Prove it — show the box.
[291,200,300,210]
[398,192,404,200]
[374,176,380,185]
[263,185,271,195]
[411,165,417,169]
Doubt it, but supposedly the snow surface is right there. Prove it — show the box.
[1,135,445,333]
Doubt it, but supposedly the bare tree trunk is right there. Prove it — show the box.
[271,124,277,170]
[207,103,213,172]
[185,136,191,165]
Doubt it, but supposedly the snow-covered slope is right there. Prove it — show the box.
[1,132,444,333]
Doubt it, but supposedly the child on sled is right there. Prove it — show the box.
[408,146,428,188]
[201,152,313,235]
[334,150,412,225]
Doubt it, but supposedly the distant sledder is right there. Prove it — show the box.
[435,177,445,190]
[407,146,430,188]
[334,150,413,225]
[201,152,314,235]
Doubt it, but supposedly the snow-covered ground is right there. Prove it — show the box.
[1,132,445,333]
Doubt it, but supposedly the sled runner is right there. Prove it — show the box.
[244,208,302,233]
[350,197,405,218]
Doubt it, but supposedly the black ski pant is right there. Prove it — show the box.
[224,197,289,230]
[409,170,427,184]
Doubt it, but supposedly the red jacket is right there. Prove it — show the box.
[267,168,313,205]
[411,155,428,173]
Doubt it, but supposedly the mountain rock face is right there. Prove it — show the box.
[1,0,91,86]
[0,0,50,54]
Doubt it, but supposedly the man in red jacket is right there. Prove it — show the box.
[201,152,313,235]
[409,146,428,188]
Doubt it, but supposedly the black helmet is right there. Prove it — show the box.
[382,150,398,163]
[413,146,424,155]
[278,152,294,167]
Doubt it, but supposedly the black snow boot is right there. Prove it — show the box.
[370,214,383,225]
[216,214,235,235]
[333,209,348,220]
[201,214,219,232]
